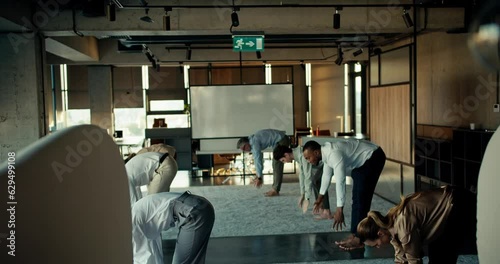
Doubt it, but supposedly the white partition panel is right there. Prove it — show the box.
[190,84,294,139]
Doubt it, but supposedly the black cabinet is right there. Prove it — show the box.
[452,129,493,193]
[415,137,452,190]
[416,129,494,193]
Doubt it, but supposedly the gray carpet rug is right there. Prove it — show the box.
[162,182,479,263]
[163,182,394,238]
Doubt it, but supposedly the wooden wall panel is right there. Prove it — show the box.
[272,67,293,84]
[242,67,265,84]
[311,64,345,134]
[211,68,240,85]
[189,68,209,86]
[370,84,411,164]
[292,65,307,128]
[417,32,499,130]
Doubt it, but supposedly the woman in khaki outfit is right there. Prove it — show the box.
[356,186,476,264]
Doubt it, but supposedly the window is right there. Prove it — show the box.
[66,109,91,127]
[146,114,189,128]
[149,100,184,111]
[114,108,146,137]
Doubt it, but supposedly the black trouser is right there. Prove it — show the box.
[351,147,386,234]
[427,188,477,264]
[271,136,291,192]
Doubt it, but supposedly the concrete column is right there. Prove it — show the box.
[88,66,113,135]
[0,34,45,161]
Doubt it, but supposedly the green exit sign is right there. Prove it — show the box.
[232,35,264,52]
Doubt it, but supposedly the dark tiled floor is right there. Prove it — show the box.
[165,172,386,264]
[166,171,477,264]
[163,231,395,264]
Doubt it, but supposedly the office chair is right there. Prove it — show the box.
[0,125,133,264]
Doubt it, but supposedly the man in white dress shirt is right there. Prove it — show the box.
[126,151,178,206]
[273,145,332,219]
[131,191,215,264]
[302,139,386,249]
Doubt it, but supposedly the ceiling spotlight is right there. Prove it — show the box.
[163,7,171,31]
[107,2,116,22]
[231,9,239,27]
[353,49,363,57]
[335,46,343,65]
[186,45,192,61]
[333,7,342,29]
[140,8,154,23]
[256,51,262,59]
[402,8,413,28]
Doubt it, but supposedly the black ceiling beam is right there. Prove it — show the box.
[118,4,467,9]
[119,34,378,45]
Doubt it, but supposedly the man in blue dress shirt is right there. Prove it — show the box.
[237,129,290,196]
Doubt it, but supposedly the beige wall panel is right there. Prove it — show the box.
[370,84,411,164]
[311,64,344,134]
[416,37,433,124]
[417,32,500,130]
[113,67,142,90]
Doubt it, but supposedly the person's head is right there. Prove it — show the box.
[356,211,392,248]
[273,145,294,163]
[237,137,251,152]
[302,140,322,165]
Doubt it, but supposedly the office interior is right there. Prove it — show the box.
[0,0,499,263]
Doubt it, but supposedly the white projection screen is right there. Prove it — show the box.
[190,84,294,139]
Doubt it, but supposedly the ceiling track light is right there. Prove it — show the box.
[107,2,116,22]
[335,46,343,65]
[353,48,363,57]
[231,7,240,27]
[333,7,342,29]
[163,7,172,31]
[402,8,413,28]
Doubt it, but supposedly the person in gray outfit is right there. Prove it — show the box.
[131,191,215,264]
[237,129,290,196]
